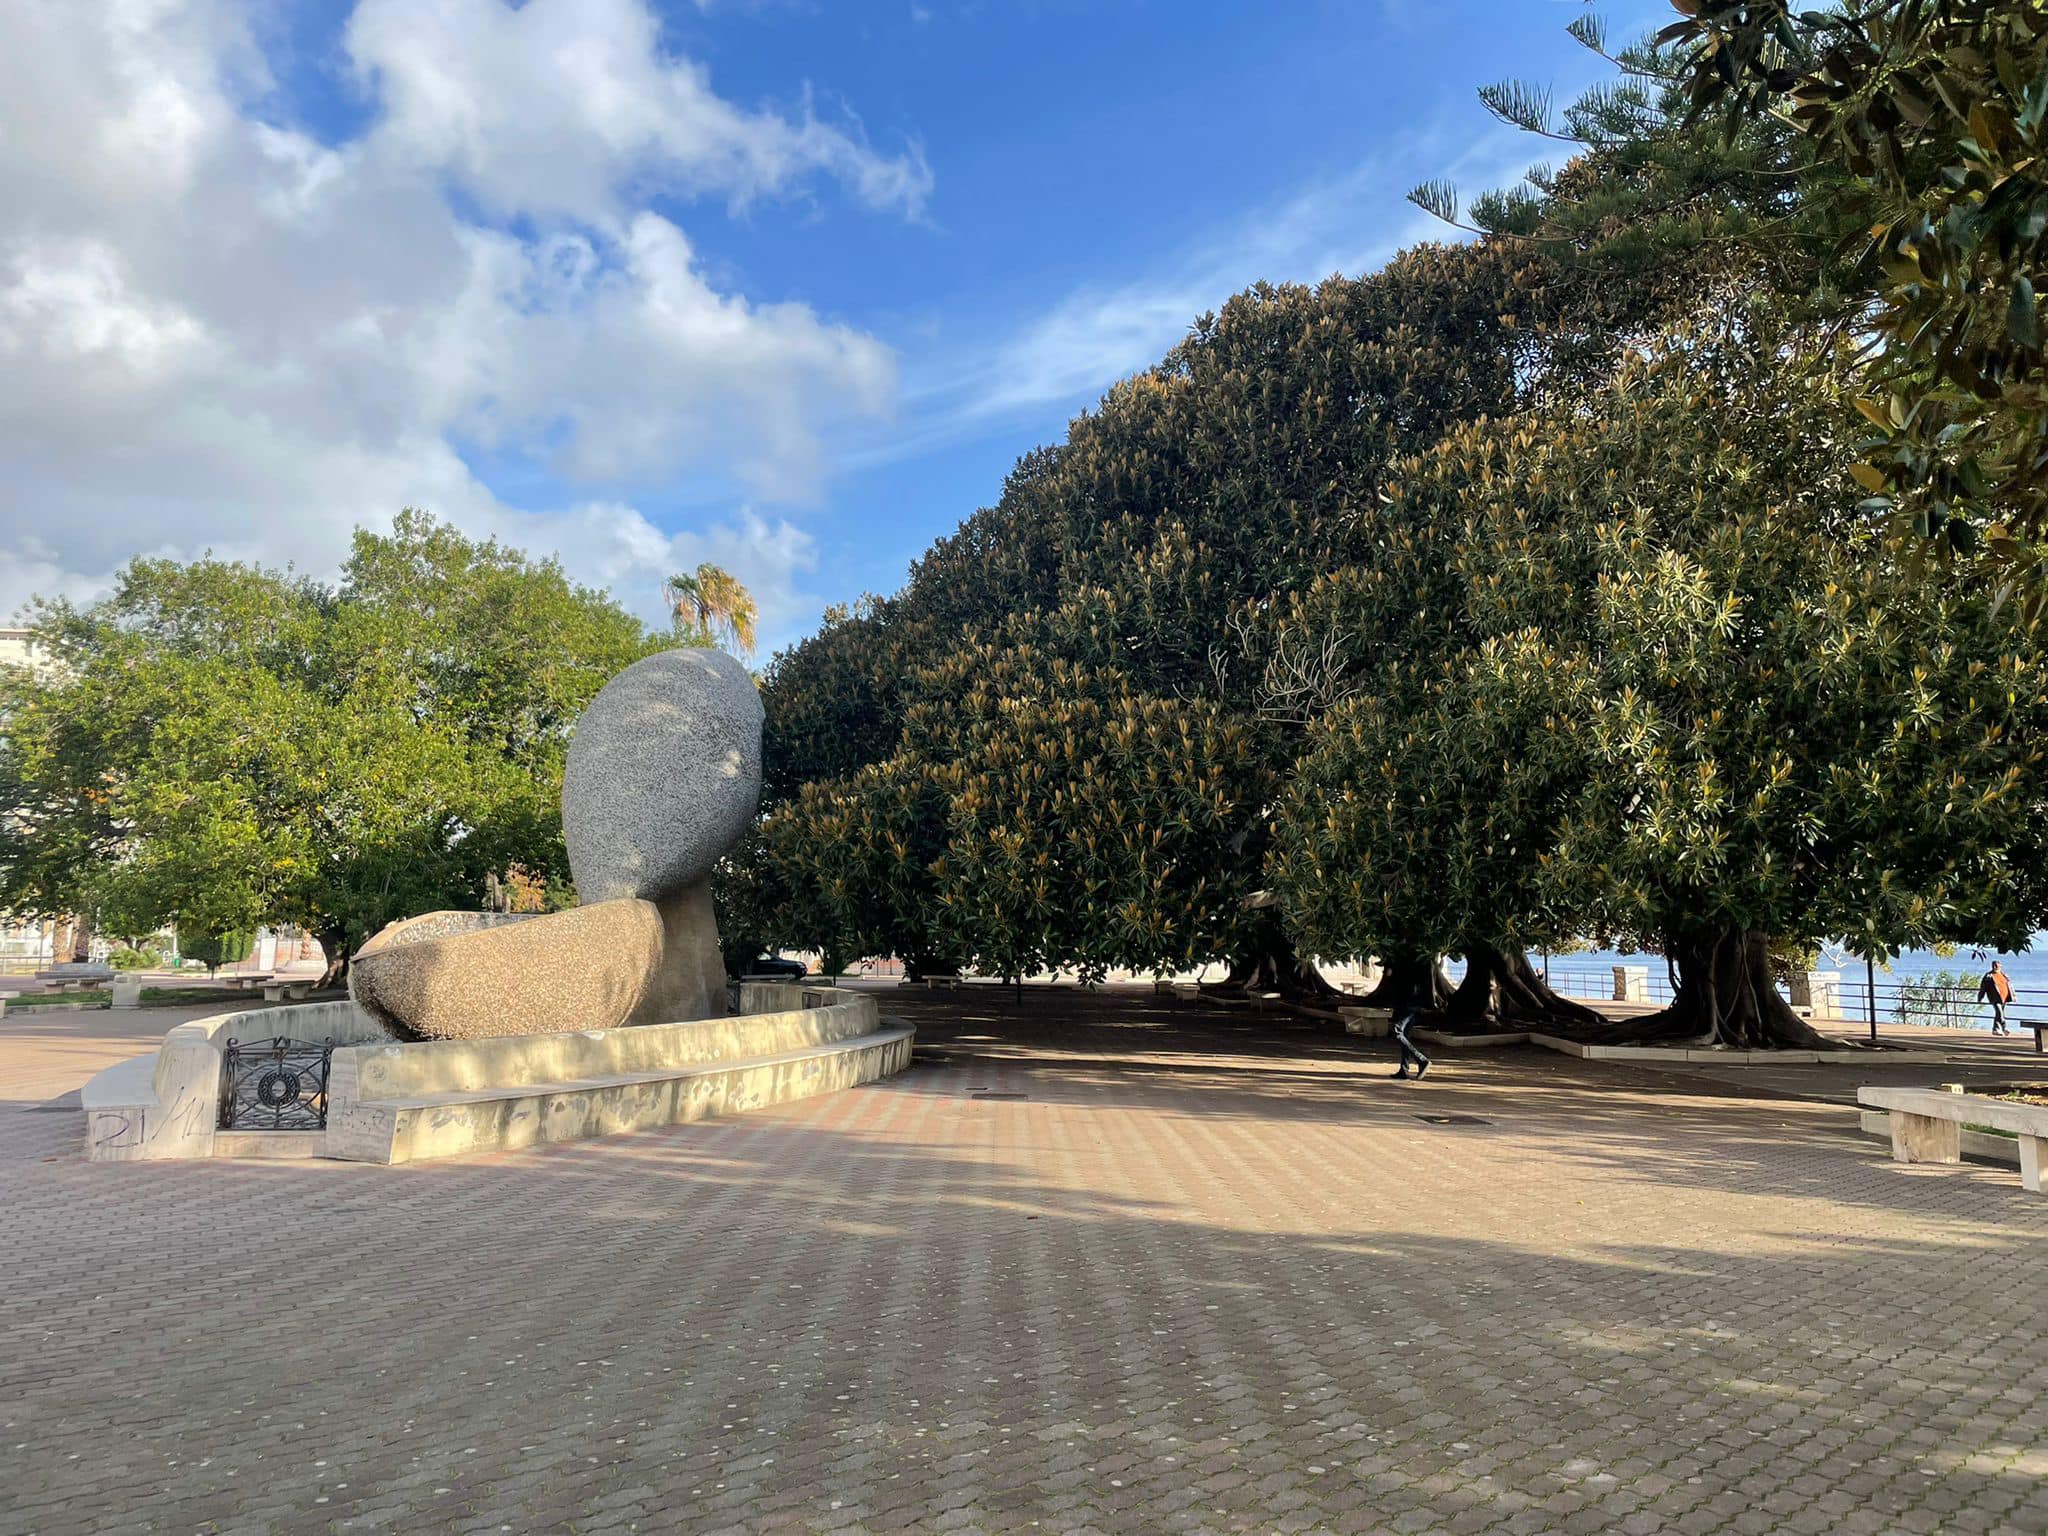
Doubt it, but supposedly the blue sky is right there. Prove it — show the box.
[0,0,1669,651]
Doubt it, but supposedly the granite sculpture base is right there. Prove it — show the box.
[346,646,764,1043]
[349,883,726,1042]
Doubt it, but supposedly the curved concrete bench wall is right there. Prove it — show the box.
[82,999,390,1163]
[325,986,908,1165]
[83,985,910,1166]
[340,992,879,1100]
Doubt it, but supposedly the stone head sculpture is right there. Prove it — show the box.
[351,647,765,1041]
[563,647,764,905]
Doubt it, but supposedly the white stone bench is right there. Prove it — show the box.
[1858,1085,2048,1193]
[36,965,116,992]
[261,981,314,1002]
[1339,1006,1392,1038]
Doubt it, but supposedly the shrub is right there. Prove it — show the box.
[180,930,252,975]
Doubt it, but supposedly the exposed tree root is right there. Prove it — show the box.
[1568,928,1832,1049]
[1440,943,1608,1033]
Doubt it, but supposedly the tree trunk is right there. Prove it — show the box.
[1357,953,1455,1011]
[1207,922,1343,1001]
[315,926,351,990]
[1442,943,1608,1030]
[1610,927,1831,1049]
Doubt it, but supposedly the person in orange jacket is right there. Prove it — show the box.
[1978,961,2015,1036]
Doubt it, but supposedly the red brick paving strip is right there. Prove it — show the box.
[2,986,2045,1534]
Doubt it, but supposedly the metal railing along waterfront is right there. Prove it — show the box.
[1533,962,2042,1032]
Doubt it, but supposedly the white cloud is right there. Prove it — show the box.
[494,501,820,642]
[346,0,931,225]
[969,127,1541,421]
[0,0,918,646]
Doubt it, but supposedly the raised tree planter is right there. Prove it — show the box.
[1340,1006,1392,1039]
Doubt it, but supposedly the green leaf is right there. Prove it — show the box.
[2009,275,2040,351]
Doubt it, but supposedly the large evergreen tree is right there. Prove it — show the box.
[1662,0,2048,565]
[1426,2,2048,583]
[1276,316,2048,1045]
[749,244,1548,995]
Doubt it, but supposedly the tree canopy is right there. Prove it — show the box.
[739,245,1560,996]
[1427,1,2048,587]
[735,33,2048,1043]
[1274,314,2048,1044]
[0,511,661,976]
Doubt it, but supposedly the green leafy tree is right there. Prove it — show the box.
[0,512,661,982]
[1428,3,2048,587]
[760,596,921,806]
[1278,315,2048,1045]
[179,929,251,978]
[1658,0,2048,576]
[752,246,1546,998]
[912,646,1273,984]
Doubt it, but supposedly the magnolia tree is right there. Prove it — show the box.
[1428,2,2047,578]
[743,246,1544,997]
[1276,319,2048,1046]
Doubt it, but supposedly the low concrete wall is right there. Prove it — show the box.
[82,999,389,1163]
[84,984,906,1166]
[340,988,877,1101]
[1340,1007,1391,1039]
[331,1023,913,1164]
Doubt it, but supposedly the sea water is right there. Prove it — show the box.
[1512,940,2048,1030]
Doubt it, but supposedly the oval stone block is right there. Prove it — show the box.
[563,648,763,904]
[350,899,664,1041]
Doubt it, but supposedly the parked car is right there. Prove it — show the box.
[745,954,808,979]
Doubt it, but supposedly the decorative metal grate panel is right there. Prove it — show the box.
[219,1037,331,1131]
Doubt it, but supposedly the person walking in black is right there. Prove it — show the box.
[1979,961,2015,1036]
[1391,1006,1431,1080]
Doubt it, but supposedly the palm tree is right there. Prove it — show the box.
[665,563,758,658]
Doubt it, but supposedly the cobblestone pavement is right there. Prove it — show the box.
[5,987,2048,1535]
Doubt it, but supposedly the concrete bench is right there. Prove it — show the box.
[1340,1006,1392,1039]
[2023,1018,2047,1054]
[219,974,276,991]
[261,982,314,1003]
[1859,1085,2048,1193]
[35,965,116,991]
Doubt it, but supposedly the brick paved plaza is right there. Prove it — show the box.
[4,987,2047,1535]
